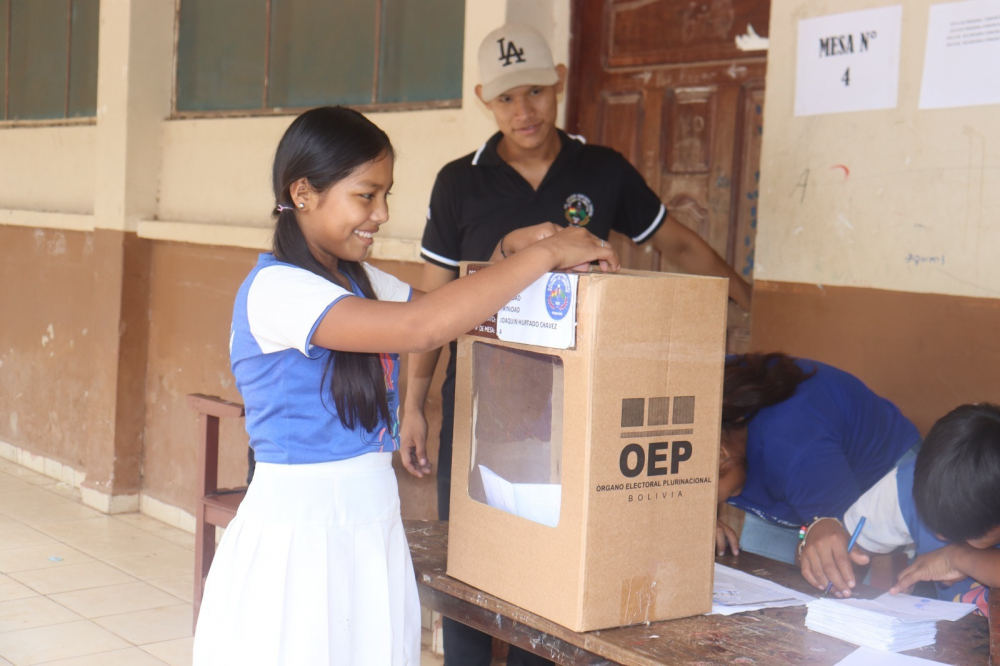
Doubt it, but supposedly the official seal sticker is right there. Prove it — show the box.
[563,193,594,227]
[544,274,572,321]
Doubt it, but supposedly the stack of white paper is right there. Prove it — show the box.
[711,564,815,615]
[806,593,977,652]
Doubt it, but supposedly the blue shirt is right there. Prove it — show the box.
[729,359,920,527]
[230,253,412,464]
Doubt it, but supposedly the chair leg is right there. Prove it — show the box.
[989,586,998,665]
[193,507,216,632]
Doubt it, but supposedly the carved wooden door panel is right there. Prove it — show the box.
[568,0,770,352]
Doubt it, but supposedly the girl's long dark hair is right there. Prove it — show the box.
[722,353,816,430]
[271,106,395,433]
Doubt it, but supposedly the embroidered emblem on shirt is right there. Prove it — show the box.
[564,193,594,227]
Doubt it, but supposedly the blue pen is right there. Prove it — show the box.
[825,516,866,595]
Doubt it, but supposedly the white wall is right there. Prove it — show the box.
[756,0,1000,299]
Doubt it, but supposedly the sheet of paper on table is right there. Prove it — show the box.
[710,563,815,615]
[806,592,977,652]
[834,646,945,665]
[866,591,977,622]
[479,465,561,528]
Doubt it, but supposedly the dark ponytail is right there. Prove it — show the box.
[271,106,395,433]
[722,353,816,430]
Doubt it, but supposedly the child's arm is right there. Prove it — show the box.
[716,517,740,557]
[398,264,454,478]
[314,226,618,355]
[490,222,560,261]
[891,545,1000,594]
[799,518,871,597]
[651,216,752,309]
[800,466,912,597]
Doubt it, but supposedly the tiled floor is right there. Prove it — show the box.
[0,458,444,665]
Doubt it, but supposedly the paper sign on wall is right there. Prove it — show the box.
[795,6,903,116]
[919,0,1000,109]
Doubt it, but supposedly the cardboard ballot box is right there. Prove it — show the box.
[446,264,728,632]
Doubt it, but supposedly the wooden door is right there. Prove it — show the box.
[567,0,770,352]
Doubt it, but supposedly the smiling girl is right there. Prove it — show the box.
[192,106,617,665]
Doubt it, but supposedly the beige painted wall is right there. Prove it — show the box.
[156,107,495,240]
[0,1,574,247]
[0,125,96,214]
[757,0,1000,299]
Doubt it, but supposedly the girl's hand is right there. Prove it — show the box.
[716,519,740,556]
[890,545,968,594]
[537,226,620,273]
[799,519,870,597]
[492,222,561,261]
[399,408,432,478]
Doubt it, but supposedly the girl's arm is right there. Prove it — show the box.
[313,226,618,355]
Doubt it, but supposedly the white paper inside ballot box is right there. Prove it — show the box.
[478,465,561,528]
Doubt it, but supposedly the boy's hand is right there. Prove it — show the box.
[799,519,870,597]
[399,408,432,478]
[491,222,561,261]
[890,545,968,594]
[716,519,740,556]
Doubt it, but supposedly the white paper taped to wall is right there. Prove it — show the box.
[794,6,903,116]
[479,465,561,527]
[919,0,1000,109]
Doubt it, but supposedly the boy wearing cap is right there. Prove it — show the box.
[400,23,752,666]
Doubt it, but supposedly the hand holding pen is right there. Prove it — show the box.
[799,516,871,597]
[824,516,866,595]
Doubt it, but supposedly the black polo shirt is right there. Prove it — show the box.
[419,130,668,421]
[419,130,666,269]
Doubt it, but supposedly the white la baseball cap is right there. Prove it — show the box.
[478,23,559,102]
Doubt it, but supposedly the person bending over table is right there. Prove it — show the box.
[715,353,921,565]
[800,403,999,614]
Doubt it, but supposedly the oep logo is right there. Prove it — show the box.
[545,274,572,321]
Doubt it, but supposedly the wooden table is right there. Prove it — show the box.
[405,520,992,666]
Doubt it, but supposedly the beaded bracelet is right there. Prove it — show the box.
[797,516,843,557]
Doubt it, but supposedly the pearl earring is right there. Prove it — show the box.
[297,202,305,210]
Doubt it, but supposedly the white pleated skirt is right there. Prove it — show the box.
[192,452,421,666]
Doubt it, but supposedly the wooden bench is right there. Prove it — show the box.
[187,393,247,629]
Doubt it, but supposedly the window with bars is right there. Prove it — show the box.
[174,0,465,115]
[0,0,100,122]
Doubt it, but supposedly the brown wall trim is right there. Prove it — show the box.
[751,280,1000,435]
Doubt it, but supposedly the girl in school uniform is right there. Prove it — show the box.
[192,106,617,666]
[714,353,921,565]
